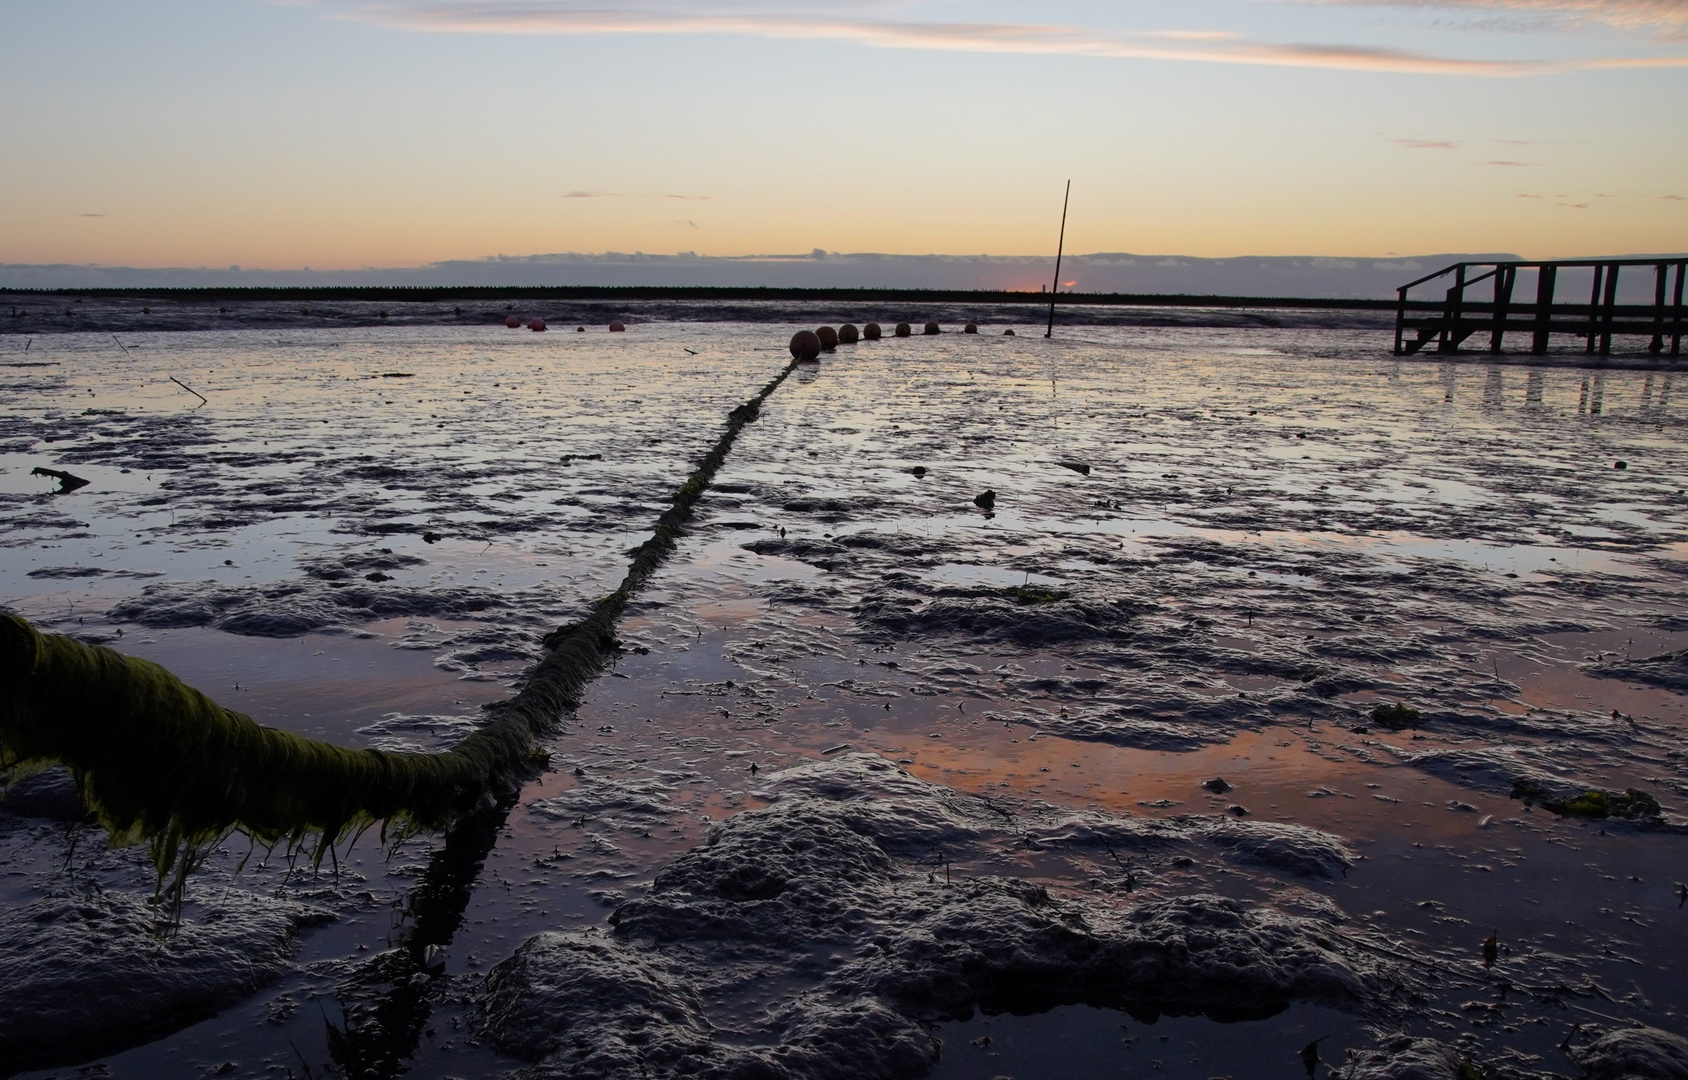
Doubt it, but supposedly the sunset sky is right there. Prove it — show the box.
[3,0,1684,270]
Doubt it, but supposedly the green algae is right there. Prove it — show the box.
[1370,702,1421,731]
[1,613,546,895]
[1004,585,1068,605]
[1509,778,1662,820]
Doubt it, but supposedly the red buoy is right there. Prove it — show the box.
[789,330,822,361]
[505,315,521,328]
[529,318,546,331]
[609,320,626,332]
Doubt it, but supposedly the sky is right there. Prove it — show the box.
[1,0,1684,271]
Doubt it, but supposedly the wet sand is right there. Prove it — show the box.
[3,321,1686,1079]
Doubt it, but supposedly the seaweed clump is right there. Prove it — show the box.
[1004,584,1068,605]
[0,614,551,905]
[1370,703,1421,731]
[1509,779,1662,820]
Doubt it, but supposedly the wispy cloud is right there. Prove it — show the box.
[333,2,1688,75]
[1484,159,1535,165]
[1308,1,1688,38]
[563,189,709,200]
[1394,138,1457,148]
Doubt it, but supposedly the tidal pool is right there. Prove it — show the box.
[2,319,1686,1080]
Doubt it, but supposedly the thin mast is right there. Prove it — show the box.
[1046,180,1070,339]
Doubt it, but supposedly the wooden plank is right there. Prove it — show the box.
[1532,264,1556,354]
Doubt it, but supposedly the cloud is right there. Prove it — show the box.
[1394,138,1457,148]
[1307,0,1688,38]
[333,2,1688,75]
[563,189,710,200]
[78,212,108,217]
[1484,159,1535,165]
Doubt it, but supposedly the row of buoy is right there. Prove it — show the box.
[503,316,627,333]
[789,321,1012,359]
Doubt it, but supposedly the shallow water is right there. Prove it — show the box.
[3,321,1687,1079]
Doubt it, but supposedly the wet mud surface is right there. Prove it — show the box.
[3,322,1688,1079]
[2,296,1403,338]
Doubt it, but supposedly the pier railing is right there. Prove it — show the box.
[1394,258,1685,357]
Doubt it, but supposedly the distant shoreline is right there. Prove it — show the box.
[1,285,1405,311]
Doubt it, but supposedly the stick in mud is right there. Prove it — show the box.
[1046,179,1071,339]
[169,376,208,407]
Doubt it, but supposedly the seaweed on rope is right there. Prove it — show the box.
[0,357,802,915]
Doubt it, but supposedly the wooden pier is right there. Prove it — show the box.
[1394,258,1685,357]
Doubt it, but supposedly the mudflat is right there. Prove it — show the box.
[3,319,1686,1080]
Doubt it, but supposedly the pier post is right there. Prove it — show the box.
[1532,263,1556,354]
[1600,262,1620,355]
[1394,286,1407,355]
[1674,260,1685,357]
[1652,263,1668,354]
[1586,265,1604,353]
[1439,264,1466,353]
[1489,264,1516,353]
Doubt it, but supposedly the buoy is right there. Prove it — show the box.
[895,322,912,337]
[839,324,860,344]
[816,326,839,351]
[964,322,978,334]
[505,315,521,328]
[790,330,822,361]
[924,321,940,335]
[863,323,882,340]
[1004,329,1016,336]
[529,318,546,332]
[609,320,626,332]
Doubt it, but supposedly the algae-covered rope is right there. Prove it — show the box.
[0,356,803,892]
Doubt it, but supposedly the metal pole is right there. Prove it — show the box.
[1046,180,1070,339]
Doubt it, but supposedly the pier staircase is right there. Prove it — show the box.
[1394,258,1685,357]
